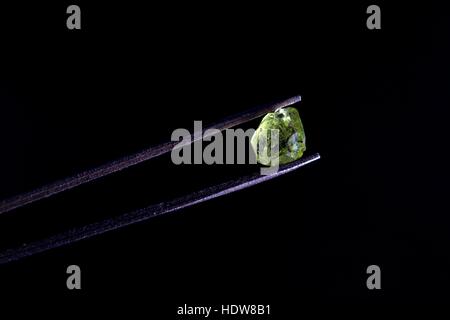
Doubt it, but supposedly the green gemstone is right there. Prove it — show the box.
[251,107,306,166]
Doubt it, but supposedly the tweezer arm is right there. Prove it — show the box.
[0,96,301,215]
[0,153,320,265]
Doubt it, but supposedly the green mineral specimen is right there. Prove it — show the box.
[251,107,306,166]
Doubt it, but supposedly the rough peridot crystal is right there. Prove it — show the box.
[251,107,306,166]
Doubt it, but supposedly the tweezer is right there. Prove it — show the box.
[0,95,320,264]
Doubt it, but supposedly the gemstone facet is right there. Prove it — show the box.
[251,107,306,166]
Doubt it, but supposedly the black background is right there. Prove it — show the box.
[0,0,449,314]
